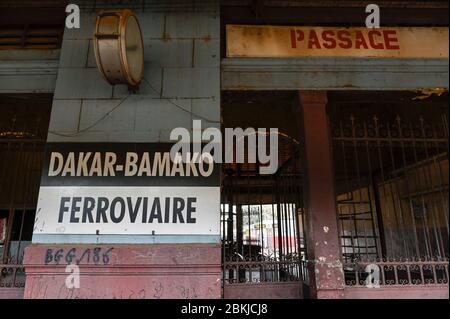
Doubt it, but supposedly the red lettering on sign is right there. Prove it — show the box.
[290,29,296,48]
[337,30,352,49]
[383,30,400,49]
[290,29,304,48]
[355,31,369,49]
[322,30,337,49]
[288,28,401,51]
[368,30,384,49]
[308,30,321,49]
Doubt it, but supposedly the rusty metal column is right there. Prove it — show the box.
[299,91,344,299]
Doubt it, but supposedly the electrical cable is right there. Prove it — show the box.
[49,93,131,137]
[141,77,220,124]
[49,76,219,137]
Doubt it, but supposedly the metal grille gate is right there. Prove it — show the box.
[331,108,449,286]
[221,145,307,298]
[0,97,49,290]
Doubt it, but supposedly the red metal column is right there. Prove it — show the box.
[299,91,344,299]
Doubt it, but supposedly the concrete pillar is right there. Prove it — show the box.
[299,91,344,299]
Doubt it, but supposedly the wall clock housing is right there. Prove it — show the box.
[93,9,144,90]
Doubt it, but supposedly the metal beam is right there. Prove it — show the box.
[221,57,449,91]
[0,50,59,93]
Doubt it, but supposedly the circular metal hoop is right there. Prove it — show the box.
[93,9,144,88]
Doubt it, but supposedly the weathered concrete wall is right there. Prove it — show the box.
[0,50,60,93]
[24,1,221,299]
[24,244,220,299]
[47,4,220,144]
[32,2,221,245]
[221,58,449,90]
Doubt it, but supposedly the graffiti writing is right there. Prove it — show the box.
[44,247,113,265]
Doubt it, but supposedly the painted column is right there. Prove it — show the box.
[299,91,344,299]
[23,1,221,299]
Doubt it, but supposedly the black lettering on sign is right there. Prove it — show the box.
[186,197,196,223]
[128,197,141,223]
[141,197,148,223]
[96,197,109,223]
[110,198,125,223]
[58,197,70,223]
[149,198,162,223]
[173,197,185,223]
[58,196,200,225]
[164,198,170,223]
[82,197,95,223]
[70,197,82,223]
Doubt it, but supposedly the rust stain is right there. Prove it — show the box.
[161,33,172,43]
[202,35,212,43]
[342,83,359,88]
[413,87,447,100]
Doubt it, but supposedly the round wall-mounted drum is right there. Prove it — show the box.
[93,9,144,88]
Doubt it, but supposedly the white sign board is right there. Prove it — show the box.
[33,143,220,237]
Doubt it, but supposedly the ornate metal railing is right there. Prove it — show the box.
[0,264,26,289]
[221,142,307,286]
[331,109,449,290]
[0,110,49,291]
[344,257,449,287]
[223,254,303,284]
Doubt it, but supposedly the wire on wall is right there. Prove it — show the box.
[49,77,219,138]
[141,77,219,124]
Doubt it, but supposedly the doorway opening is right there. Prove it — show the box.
[220,91,308,299]
[0,94,52,295]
